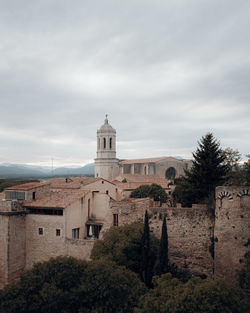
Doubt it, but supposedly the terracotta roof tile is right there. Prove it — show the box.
[5,181,49,191]
[24,190,90,208]
[119,157,168,164]
[50,177,101,189]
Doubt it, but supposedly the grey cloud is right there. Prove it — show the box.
[0,0,249,165]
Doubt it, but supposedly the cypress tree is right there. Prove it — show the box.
[140,210,153,288]
[159,215,169,274]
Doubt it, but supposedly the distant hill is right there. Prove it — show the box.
[0,163,95,179]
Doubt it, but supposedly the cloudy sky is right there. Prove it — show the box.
[0,0,249,167]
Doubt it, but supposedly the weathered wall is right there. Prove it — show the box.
[102,199,214,275]
[25,214,65,269]
[0,212,26,288]
[0,214,8,289]
[8,214,26,284]
[65,238,94,261]
[150,205,214,276]
[214,186,250,282]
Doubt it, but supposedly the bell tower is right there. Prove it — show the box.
[94,115,119,180]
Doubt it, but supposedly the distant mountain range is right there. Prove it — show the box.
[0,163,95,179]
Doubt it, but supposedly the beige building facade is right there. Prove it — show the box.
[94,117,192,183]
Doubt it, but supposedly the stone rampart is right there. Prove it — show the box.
[214,186,250,282]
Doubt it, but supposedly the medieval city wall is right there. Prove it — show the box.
[106,199,214,276]
[150,205,214,276]
[214,186,250,282]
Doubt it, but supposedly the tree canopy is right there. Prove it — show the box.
[135,274,249,313]
[130,184,167,203]
[173,133,228,207]
[0,257,145,313]
[91,222,159,277]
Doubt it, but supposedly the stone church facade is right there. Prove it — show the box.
[94,116,192,181]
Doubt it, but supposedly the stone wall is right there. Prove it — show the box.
[214,186,250,282]
[25,214,66,269]
[0,212,26,289]
[0,214,8,289]
[150,205,214,276]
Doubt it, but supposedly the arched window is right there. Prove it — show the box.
[98,138,100,150]
[109,138,112,149]
[103,137,106,149]
[144,166,147,175]
[165,167,176,180]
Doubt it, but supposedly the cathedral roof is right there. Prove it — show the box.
[97,116,116,134]
[119,157,169,164]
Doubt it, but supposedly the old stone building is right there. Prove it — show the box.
[94,116,192,182]
[0,181,249,288]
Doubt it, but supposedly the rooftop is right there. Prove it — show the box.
[5,181,49,191]
[24,189,90,208]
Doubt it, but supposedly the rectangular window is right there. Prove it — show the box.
[5,191,25,200]
[113,214,118,227]
[72,228,80,239]
[56,229,61,236]
[38,228,43,235]
[32,192,36,200]
[28,208,63,215]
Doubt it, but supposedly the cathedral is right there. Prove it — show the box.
[94,116,192,182]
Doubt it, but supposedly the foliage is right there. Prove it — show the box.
[155,216,169,275]
[0,257,145,313]
[173,133,228,207]
[140,211,154,288]
[244,155,250,185]
[238,251,250,292]
[91,222,159,277]
[0,179,39,192]
[130,184,167,203]
[135,274,250,313]
[222,148,247,185]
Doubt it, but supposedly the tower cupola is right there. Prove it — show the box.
[94,115,119,180]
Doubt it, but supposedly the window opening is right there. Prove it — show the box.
[56,229,61,236]
[109,138,112,149]
[72,228,80,239]
[113,214,118,226]
[38,228,43,235]
[103,137,106,149]
[32,192,36,200]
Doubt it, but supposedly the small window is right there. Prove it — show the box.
[38,228,43,235]
[72,228,80,239]
[102,181,104,184]
[109,138,112,149]
[32,192,36,200]
[113,214,118,226]
[106,190,109,195]
[56,229,61,236]
[103,138,106,149]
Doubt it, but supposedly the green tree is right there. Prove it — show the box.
[130,184,167,203]
[135,274,250,313]
[222,148,246,185]
[0,257,146,313]
[140,211,154,288]
[91,222,159,276]
[244,155,250,185]
[173,133,228,207]
[155,216,169,275]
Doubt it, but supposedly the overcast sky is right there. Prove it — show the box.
[0,0,249,167]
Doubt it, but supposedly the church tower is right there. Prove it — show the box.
[94,115,119,180]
